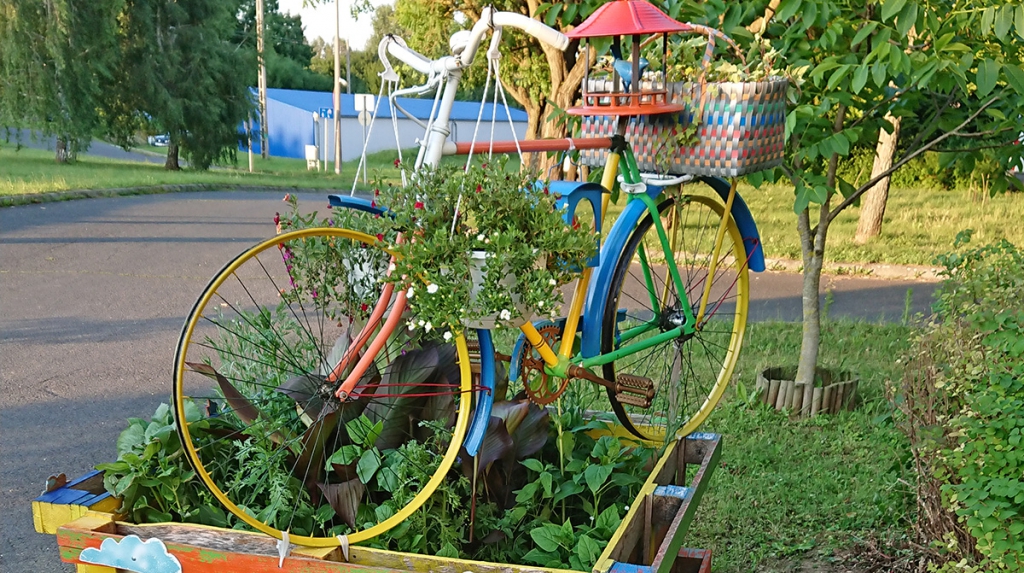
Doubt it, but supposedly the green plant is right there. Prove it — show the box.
[96,403,228,526]
[376,159,596,332]
[889,234,1024,571]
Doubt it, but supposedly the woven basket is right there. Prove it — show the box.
[578,77,788,177]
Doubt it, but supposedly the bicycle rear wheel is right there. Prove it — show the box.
[173,227,471,546]
[602,194,749,441]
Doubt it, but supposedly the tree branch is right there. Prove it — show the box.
[827,96,1000,223]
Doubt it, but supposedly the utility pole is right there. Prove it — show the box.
[346,27,352,94]
[256,0,268,159]
[333,0,342,174]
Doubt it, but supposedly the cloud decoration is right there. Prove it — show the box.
[80,535,182,573]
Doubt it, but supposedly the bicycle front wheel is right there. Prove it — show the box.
[602,194,749,442]
[173,227,471,546]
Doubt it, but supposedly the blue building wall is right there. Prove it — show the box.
[243,88,528,160]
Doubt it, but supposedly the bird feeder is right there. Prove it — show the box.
[566,0,691,116]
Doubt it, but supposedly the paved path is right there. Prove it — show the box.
[4,128,167,165]
[0,191,938,572]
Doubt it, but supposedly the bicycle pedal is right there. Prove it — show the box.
[614,391,652,408]
[616,373,654,392]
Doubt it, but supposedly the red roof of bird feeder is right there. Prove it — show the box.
[567,0,691,38]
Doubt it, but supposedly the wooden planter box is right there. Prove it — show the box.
[34,432,721,573]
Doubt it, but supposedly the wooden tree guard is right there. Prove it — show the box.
[35,432,722,573]
[754,367,860,417]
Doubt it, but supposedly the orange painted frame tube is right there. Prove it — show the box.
[452,137,613,155]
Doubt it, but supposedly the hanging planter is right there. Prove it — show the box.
[465,250,548,329]
[755,366,859,417]
[376,158,596,333]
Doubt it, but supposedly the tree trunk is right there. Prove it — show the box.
[796,202,831,414]
[165,143,181,170]
[854,114,901,244]
[55,138,70,163]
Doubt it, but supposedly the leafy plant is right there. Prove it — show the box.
[96,402,228,526]
[375,158,596,332]
[890,234,1024,571]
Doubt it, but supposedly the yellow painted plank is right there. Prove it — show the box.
[76,564,115,573]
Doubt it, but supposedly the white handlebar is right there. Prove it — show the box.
[380,8,568,77]
[459,9,569,67]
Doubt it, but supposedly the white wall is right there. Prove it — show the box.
[313,115,527,163]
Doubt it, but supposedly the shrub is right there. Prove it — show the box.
[893,232,1024,571]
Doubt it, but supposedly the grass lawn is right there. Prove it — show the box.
[0,145,408,198]
[744,182,1024,267]
[5,143,1024,267]
[689,317,918,572]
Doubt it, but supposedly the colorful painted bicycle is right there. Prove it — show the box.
[172,0,784,548]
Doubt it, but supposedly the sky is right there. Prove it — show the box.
[278,0,392,52]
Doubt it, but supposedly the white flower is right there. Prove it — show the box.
[427,283,439,294]
[443,331,452,341]
[589,515,595,522]
[407,287,415,298]
[424,322,433,332]
[476,233,485,241]
[499,309,512,321]
[408,321,417,331]
[624,505,630,511]
[538,301,544,308]
[388,263,396,272]
[418,319,425,326]
[549,278,557,286]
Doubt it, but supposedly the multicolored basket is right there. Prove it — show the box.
[578,77,788,177]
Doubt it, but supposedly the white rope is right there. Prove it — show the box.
[387,80,408,187]
[464,50,495,171]
[492,57,523,162]
[350,80,390,195]
[489,57,499,159]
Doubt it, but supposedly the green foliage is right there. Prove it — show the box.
[376,159,596,333]
[742,0,1024,208]
[923,236,1024,571]
[103,0,253,169]
[96,402,229,526]
[0,0,124,161]
[236,0,333,91]
[891,235,1024,571]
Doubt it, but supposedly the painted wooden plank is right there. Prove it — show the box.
[649,436,721,573]
[58,514,580,573]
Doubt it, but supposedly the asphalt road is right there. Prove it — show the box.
[0,191,938,572]
[3,128,167,164]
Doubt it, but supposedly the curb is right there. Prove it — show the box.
[0,184,344,208]
[2,184,944,283]
[762,257,942,282]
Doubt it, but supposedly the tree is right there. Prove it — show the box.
[237,0,332,90]
[854,116,901,243]
[104,0,254,169]
[742,0,1024,411]
[311,37,369,93]
[0,0,123,162]
[390,0,623,162]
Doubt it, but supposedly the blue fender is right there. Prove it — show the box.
[580,185,663,358]
[547,180,605,268]
[327,194,388,217]
[579,180,764,359]
[463,329,495,457]
[697,176,765,273]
